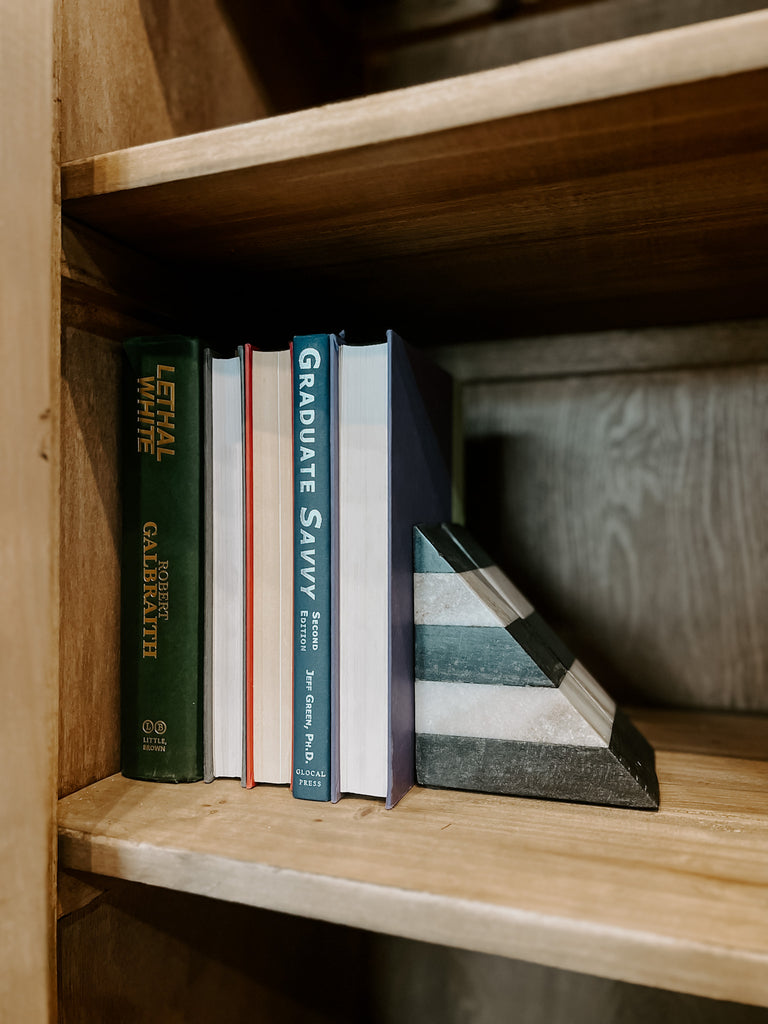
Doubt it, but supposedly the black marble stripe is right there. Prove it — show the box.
[416,718,659,810]
[506,612,575,685]
[607,708,659,808]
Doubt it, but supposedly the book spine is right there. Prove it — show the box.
[241,344,255,788]
[121,336,204,782]
[291,334,336,801]
[202,348,214,783]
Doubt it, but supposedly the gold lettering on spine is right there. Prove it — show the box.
[137,376,155,455]
[135,363,178,461]
[157,561,170,621]
[155,364,176,460]
[142,522,159,658]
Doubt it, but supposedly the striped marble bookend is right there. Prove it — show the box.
[413,523,660,810]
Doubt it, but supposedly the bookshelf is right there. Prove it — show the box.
[5,2,768,1020]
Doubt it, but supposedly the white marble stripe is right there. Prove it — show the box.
[414,570,519,628]
[415,679,610,747]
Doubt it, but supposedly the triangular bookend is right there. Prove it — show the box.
[413,524,660,810]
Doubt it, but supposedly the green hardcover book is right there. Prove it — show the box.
[121,336,204,782]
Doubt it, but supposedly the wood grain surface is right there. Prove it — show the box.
[629,707,768,761]
[366,0,768,91]
[59,327,122,797]
[62,220,181,331]
[61,218,213,340]
[58,711,768,1006]
[0,3,58,1020]
[463,363,768,710]
[59,0,271,163]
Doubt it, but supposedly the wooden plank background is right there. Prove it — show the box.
[463,361,768,709]
[364,0,768,91]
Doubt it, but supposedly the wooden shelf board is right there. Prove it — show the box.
[59,13,768,340]
[61,12,768,201]
[58,711,768,1006]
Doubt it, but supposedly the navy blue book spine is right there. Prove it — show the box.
[292,334,337,801]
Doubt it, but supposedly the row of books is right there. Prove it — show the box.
[120,331,455,806]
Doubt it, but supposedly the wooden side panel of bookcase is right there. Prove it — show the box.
[58,325,122,797]
[0,2,58,1020]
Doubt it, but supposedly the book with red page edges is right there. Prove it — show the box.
[250,346,293,784]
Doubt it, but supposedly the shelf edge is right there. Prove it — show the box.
[59,825,768,1007]
[61,10,768,202]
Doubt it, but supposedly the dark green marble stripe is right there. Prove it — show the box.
[416,727,659,810]
[415,624,555,686]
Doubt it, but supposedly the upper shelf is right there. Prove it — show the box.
[61,12,768,340]
[59,710,768,1007]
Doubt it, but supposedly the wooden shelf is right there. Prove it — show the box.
[60,12,768,340]
[58,710,768,1007]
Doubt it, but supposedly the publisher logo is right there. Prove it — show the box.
[142,719,167,735]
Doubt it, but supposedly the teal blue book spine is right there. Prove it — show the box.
[291,334,337,801]
[121,336,204,782]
